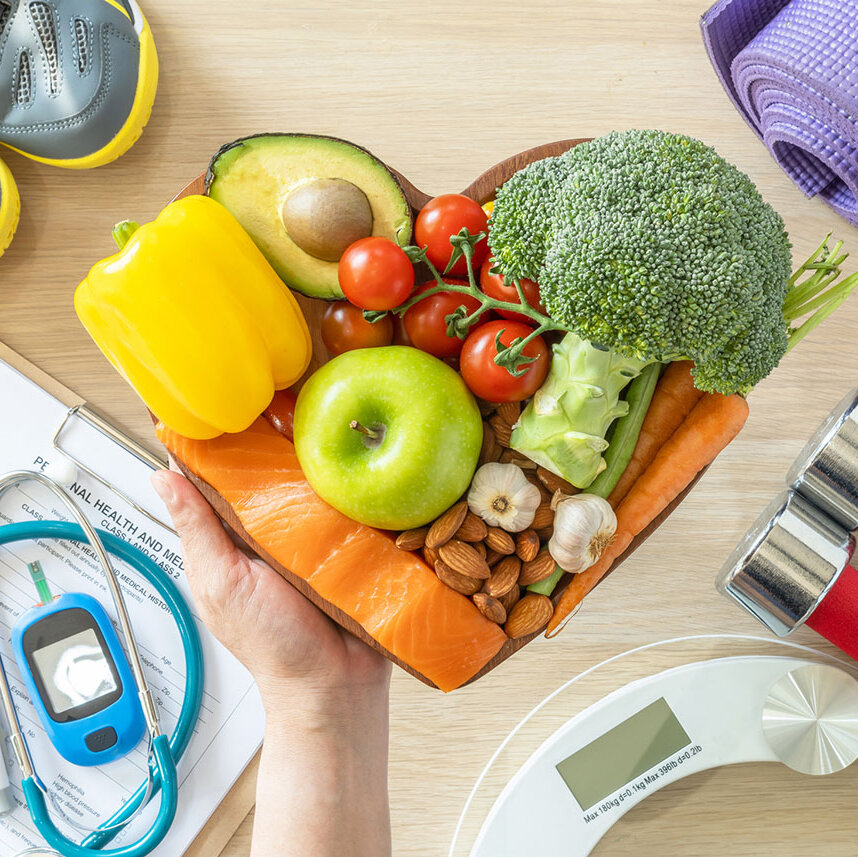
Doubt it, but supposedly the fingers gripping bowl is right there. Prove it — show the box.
[77,132,858,690]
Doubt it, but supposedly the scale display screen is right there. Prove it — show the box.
[556,697,691,810]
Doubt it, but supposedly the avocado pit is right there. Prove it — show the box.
[281,178,373,262]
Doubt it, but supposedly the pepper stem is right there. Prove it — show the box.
[112,220,141,250]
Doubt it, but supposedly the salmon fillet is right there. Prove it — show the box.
[157,418,507,691]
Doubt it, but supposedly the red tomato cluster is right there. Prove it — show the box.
[328,194,550,402]
[403,281,480,359]
[338,236,414,311]
[460,321,549,402]
[321,301,393,356]
[264,389,298,441]
[414,194,489,276]
[479,258,545,323]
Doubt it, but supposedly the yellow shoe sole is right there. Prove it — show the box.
[2,1,159,170]
[0,160,20,258]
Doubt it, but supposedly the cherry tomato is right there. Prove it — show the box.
[264,389,298,441]
[460,320,550,402]
[321,300,394,356]
[403,281,485,359]
[338,237,415,310]
[479,257,546,323]
[392,314,412,347]
[415,194,489,276]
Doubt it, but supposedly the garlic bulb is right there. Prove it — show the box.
[467,462,541,532]
[549,493,617,573]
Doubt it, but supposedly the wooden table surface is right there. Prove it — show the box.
[3,0,858,854]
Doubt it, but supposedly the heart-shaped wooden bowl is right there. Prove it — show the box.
[163,139,706,689]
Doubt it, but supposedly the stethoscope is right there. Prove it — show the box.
[0,470,204,857]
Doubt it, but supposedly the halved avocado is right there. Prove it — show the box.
[206,134,413,299]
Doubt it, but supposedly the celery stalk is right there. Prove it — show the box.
[528,565,564,596]
[588,362,661,498]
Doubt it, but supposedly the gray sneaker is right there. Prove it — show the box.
[0,0,158,168]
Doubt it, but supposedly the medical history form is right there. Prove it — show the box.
[0,353,264,856]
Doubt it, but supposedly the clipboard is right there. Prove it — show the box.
[0,339,259,857]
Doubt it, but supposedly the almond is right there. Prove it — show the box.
[485,527,516,555]
[531,501,555,530]
[536,466,578,496]
[438,539,490,580]
[503,450,537,469]
[483,555,521,598]
[473,592,507,624]
[498,584,521,613]
[485,547,505,567]
[425,500,468,550]
[479,422,500,465]
[489,414,512,448]
[474,541,487,559]
[435,560,482,596]
[423,545,441,567]
[518,548,557,586]
[536,526,555,542]
[456,512,488,542]
[504,594,553,638]
[523,469,545,493]
[496,401,521,426]
[515,529,540,562]
[498,448,536,469]
[395,527,428,551]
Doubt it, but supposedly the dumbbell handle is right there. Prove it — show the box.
[807,564,858,660]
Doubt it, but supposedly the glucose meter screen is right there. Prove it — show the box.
[556,697,691,810]
[32,628,118,715]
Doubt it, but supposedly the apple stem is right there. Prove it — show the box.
[350,420,379,440]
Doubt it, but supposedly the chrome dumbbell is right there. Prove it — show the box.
[788,388,858,531]
[718,491,858,656]
[719,389,858,657]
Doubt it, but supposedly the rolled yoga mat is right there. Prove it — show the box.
[701,0,858,225]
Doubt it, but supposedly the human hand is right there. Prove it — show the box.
[151,469,391,715]
[152,468,393,857]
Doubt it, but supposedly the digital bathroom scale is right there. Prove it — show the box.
[450,635,858,857]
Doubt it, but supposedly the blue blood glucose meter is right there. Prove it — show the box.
[12,592,146,766]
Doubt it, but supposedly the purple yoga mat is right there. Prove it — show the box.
[701,0,858,225]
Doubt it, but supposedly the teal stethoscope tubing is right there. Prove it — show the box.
[0,521,204,856]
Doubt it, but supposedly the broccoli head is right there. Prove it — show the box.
[489,129,794,394]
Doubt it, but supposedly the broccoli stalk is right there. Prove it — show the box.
[508,237,856,489]
[510,333,652,487]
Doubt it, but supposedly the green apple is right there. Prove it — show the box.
[293,346,482,529]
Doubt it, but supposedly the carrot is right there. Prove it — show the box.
[607,361,703,507]
[546,391,749,636]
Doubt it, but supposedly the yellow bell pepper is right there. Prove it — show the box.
[75,195,312,439]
